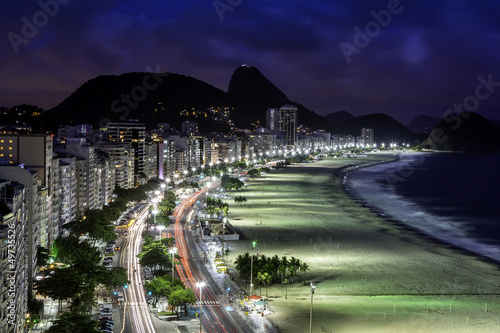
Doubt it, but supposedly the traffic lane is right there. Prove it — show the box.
[174,190,240,333]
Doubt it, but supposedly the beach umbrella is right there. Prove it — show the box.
[255,300,267,307]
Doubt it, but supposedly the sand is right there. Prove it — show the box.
[223,153,500,333]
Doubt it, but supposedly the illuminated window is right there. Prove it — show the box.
[8,140,12,143]
[9,154,12,157]
[8,147,12,150]
[0,154,3,157]
[0,140,3,143]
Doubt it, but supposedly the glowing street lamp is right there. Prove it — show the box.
[309,282,315,333]
[222,218,226,261]
[151,209,158,225]
[250,240,257,296]
[169,247,177,287]
[196,282,206,333]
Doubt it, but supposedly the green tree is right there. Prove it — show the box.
[234,196,247,205]
[62,210,116,245]
[144,276,171,307]
[234,253,251,280]
[45,310,100,333]
[35,267,84,313]
[169,287,197,317]
[247,169,261,177]
[282,278,289,299]
[101,267,129,292]
[255,272,272,297]
[299,262,310,282]
[52,235,100,265]
[37,246,50,267]
[138,243,172,273]
[220,175,244,191]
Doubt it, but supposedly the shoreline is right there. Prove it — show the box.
[344,152,500,268]
[221,153,500,332]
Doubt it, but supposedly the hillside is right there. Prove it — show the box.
[44,72,228,131]
[423,112,500,152]
[43,66,335,133]
[406,115,442,134]
[325,110,355,124]
[333,113,419,144]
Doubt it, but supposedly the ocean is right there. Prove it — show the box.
[345,152,500,262]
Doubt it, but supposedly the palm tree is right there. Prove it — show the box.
[287,265,297,286]
[279,256,288,283]
[299,262,310,282]
[288,257,301,285]
[255,272,265,296]
[261,272,272,297]
[234,253,251,280]
[270,255,281,283]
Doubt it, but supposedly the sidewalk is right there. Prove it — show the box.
[195,238,279,333]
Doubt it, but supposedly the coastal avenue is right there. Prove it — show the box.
[173,184,249,333]
[120,203,156,333]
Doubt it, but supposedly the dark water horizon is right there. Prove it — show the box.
[345,152,500,262]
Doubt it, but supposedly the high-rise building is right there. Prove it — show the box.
[0,134,54,246]
[57,154,77,226]
[279,105,298,147]
[96,145,134,189]
[95,153,115,207]
[107,122,146,182]
[63,138,98,215]
[0,164,40,297]
[266,108,280,132]
[144,142,158,181]
[361,127,375,147]
[0,180,28,333]
[161,140,176,180]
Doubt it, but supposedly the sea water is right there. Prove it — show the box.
[346,152,500,262]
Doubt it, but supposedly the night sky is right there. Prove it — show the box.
[1,0,500,124]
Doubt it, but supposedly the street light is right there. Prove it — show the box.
[309,282,315,333]
[222,218,226,261]
[151,209,158,225]
[196,282,206,333]
[250,240,256,296]
[169,247,177,287]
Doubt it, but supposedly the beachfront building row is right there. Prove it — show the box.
[0,179,28,333]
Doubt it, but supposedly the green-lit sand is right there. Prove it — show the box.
[223,153,500,333]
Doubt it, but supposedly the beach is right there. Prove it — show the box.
[223,153,500,333]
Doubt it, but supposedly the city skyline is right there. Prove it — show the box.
[1,0,500,124]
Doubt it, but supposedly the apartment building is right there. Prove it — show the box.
[0,180,27,333]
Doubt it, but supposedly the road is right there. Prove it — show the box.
[119,203,156,333]
[173,185,253,333]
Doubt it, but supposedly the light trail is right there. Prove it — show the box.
[173,183,241,333]
[122,203,156,333]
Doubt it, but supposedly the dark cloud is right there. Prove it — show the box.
[1,0,500,125]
